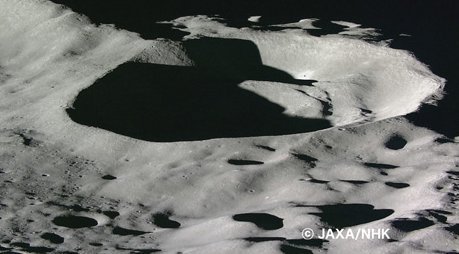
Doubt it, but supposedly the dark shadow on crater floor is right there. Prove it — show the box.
[53,0,459,138]
[227,159,264,165]
[233,212,284,230]
[152,212,181,228]
[10,243,54,253]
[384,134,407,150]
[299,203,394,229]
[112,226,149,236]
[391,217,434,232]
[52,215,98,228]
[280,245,313,254]
[41,232,64,244]
[67,38,330,142]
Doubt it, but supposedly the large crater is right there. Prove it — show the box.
[67,17,444,142]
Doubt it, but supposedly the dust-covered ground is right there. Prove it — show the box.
[0,1,458,253]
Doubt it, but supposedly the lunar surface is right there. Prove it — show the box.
[0,0,458,253]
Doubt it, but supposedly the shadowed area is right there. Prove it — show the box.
[391,217,434,232]
[67,38,330,142]
[280,245,313,254]
[40,233,64,244]
[244,237,285,242]
[227,159,264,165]
[52,0,459,138]
[52,215,98,229]
[385,182,409,189]
[306,204,394,229]
[9,243,54,253]
[363,163,398,169]
[115,246,161,253]
[446,224,459,235]
[292,153,318,163]
[152,212,181,228]
[112,226,149,236]
[384,134,407,150]
[102,210,120,219]
[233,213,284,230]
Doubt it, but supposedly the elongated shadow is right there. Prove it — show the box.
[67,38,330,142]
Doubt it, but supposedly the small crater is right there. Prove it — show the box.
[152,212,181,229]
[391,217,434,232]
[102,210,120,219]
[112,226,149,236]
[115,246,161,253]
[341,180,369,185]
[41,232,64,244]
[255,145,276,152]
[52,215,98,228]
[385,134,407,150]
[445,224,459,235]
[10,243,54,253]
[70,205,90,212]
[360,108,373,115]
[47,202,89,212]
[227,159,264,166]
[17,133,39,147]
[428,209,452,215]
[385,182,410,188]
[280,244,313,254]
[364,163,398,169]
[285,238,328,248]
[435,137,453,144]
[292,153,317,163]
[309,179,329,184]
[309,204,394,229]
[428,211,447,223]
[320,99,333,117]
[233,213,283,230]
[63,50,80,58]
[101,175,117,180]
[244,237,285,242]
